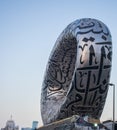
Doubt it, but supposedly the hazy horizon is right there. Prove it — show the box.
[0,0,117,128]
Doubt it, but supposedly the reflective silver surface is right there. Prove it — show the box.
[41,18,112,125]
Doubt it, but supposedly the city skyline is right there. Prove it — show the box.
[0,117,38,130]
[0,0,117,128]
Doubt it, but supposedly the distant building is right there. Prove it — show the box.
[21,128,31,130]
[32,121,38,130]
[1,118,19,130]
[21,121,38,130]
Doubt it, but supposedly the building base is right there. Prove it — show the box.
[37,115,110,130]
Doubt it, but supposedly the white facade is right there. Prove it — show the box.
[1,119,19,130]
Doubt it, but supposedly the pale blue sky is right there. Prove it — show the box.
[0,0,117,128]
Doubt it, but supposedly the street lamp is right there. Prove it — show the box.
[108,83,115,130]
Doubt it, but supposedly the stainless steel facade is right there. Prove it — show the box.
[41,18,112,125]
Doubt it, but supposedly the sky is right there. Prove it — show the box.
[0,0,117,128]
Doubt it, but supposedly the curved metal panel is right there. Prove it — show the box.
[41,18,112,125]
